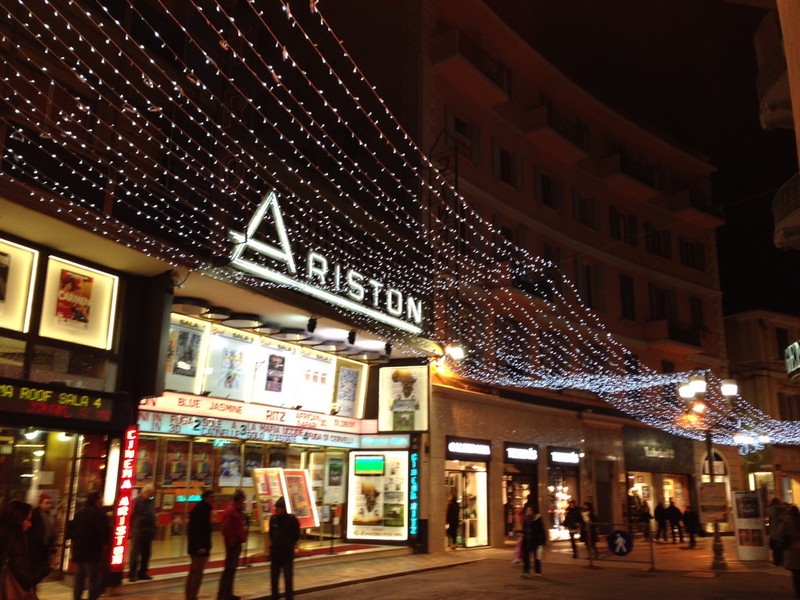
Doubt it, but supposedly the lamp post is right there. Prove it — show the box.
[678,374,739,571]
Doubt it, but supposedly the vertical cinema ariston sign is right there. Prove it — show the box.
[110,427,139,572]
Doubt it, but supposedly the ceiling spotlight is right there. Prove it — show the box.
[385,343,392,356]
[251,322,280,335]
[348,330,357,345]
[307,317,318,333]
[172,296,209,316]
[23,428,40,441]
[271,328,311,342]
[203,306,232,321]
[220,312,262,328]
[314,340,350,353]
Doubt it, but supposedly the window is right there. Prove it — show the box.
[445,106,479,163]
[679,237,706,270]
[689,297,704,330]
[778,392,800,421]
[644,223,672,259]
[609,207,638,246]
[492,139,522,189]
[620,274,636,320]
[575,258,604,310]
[573,190,600,230]
[535,168,563,211]
[649,284,677,321]
[777,327,790,361]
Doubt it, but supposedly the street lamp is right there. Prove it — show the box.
[678,374,739,571]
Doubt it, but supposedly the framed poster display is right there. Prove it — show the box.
[323,453,346,505]
[218,443,242,487]
[250,340,297,407]
[165,315,209,394]
[38,256,119,350]
[732,490,768,561]
[293,350,335,414]
[163,440,190,486]
[203,325,256,401]
[378,365,429,432]
[191,442,214,487]
[0,237,39,333]
[135,438,157,483]
[284,469,320,529]
[242,444,263,489]
[251,467,286,532]
[333,359,367,418]
[346,451,409,541]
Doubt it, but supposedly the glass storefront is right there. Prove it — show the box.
[445,461,488,547]
[547,447,581,541]
[502,442,539,539]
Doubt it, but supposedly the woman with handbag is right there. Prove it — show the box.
[0,500,37,600]
[520,505,546,578]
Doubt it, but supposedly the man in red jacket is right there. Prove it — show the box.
[217,490,247,600]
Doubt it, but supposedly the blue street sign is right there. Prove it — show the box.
[607,530,633,556]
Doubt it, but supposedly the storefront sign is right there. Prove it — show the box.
[504,443,539,463]
[623,426,694,473]
[110,427,139,571]
[139,392,361,434]
[446,436,492,461]
[409,452,419,536]
[786,341,800,380]
[137,410,359,448]
[361,434,410,449]
[0,377,114,422]
[548,447,580,465]
[228,191,424,334]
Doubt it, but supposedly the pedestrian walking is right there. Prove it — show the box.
[682,504,700,548]
[186,490,215,600]
[563,500,582,558]
[580,501,599,559]
[769,498,789,566]
[28,492,57,587]
[665,499,684,544]
[778,504,800,598]
[129,485,157,581]
[67,492,111,600]
[269,496,301,600]
[638,501,653,541]
[217,490,247,600]
[446,494,460,550]
[520,505,546,578]
[654,501,668,542]
[0,499,37,600]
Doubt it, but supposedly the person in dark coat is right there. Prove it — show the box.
[129,485,157,581]
[67,492,111,600]
[563,500,582,558]
[769,498,789,566]
[638,501,653,541]
[777,504,800,598]
[580,501,599,559]
[665,500,684,544]
[268,496,301,600]
[217,490,247,600]
[446,494,460,550]
[682,504,701,548]
[0,500,37,597]
[185,490,215,600]
[521,505,546,577]
[28,492,57,587]
[654,501,668,542]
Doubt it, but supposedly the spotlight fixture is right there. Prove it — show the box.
[23,427,40,441]
[348,330,357,345]
[220,312,262,328]
[172,296,209,316]
[307,317,318,334]
[385,343,392,356]
[314,340,350,353]
[445,343,466,361]
[203,306,232,321]
[251,322,280,335]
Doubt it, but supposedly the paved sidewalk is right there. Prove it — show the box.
[39,535,787,600]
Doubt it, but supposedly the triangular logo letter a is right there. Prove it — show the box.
[229,190,296,273]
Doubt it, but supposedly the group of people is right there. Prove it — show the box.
[0,489,303,600]
[648,500,701,548]
[768,498,800,598]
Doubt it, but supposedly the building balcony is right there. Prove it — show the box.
[579,153,657,200]
[773,172,800,250]
[644,319,703,353]
[432,28,511,107]
[665,189,724,228]
[521,104,589,163]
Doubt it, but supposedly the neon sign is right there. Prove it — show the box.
[409,452,419,536]
[110,427,139,571]
[228,191,424,334]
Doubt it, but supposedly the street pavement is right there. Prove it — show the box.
[39,535,794,600]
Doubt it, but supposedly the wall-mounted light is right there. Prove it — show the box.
[445,343,466,361]
[33,450,45,457]
[307,317,318,333]
[348,330,357,345]
[314,340,350,353]
[221,312,262,328]
[251,322,280,335]
[203,306,232,321]
[271,327,311,342]
[24,428,40,441]
[385,343,392,356]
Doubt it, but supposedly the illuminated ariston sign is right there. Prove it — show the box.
[110,427,139,571]
[228,191,424,334]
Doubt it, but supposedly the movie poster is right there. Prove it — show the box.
[163,440,189,486]
[191,442,214,487]
[323,454,345,505]
[251,467,285,532]
[218,443,242,487]
[284,469,319,529]
[169,329,202,377]
[347,451,409,541]
[0,250,9,304]
[378,366,429,432]
[242,445,263,489]
[335,366,360,418]
[55,269,93,329]
[136,438,157,483]
[265,354,286,392]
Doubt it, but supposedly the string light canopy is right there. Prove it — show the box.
[3,1,799,444]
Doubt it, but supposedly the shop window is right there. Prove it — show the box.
[29,343,118,392]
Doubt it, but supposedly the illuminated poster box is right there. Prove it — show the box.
[347,451,409,541]
[0,237,38,333]
[378,365,429,432]
[38,257,119,350]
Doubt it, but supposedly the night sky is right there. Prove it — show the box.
[487,0,800,316]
